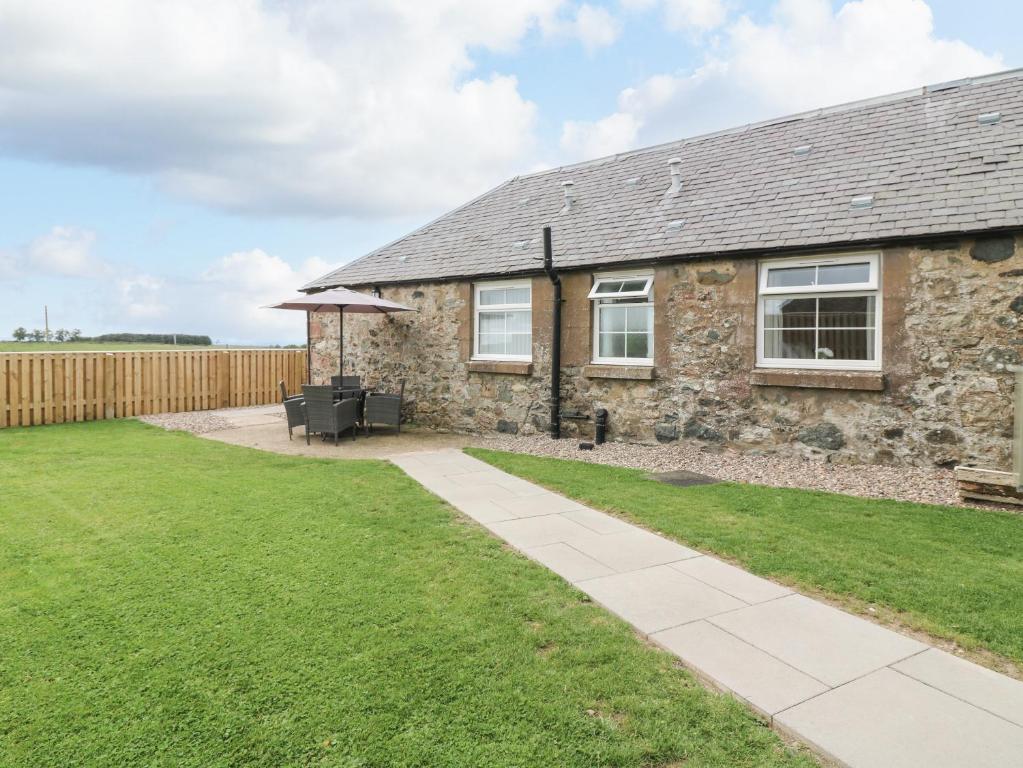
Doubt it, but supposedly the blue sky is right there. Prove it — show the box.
[0,0,1019,343]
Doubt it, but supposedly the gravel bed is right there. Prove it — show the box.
[139,411,236,435]
[480,434,965,508]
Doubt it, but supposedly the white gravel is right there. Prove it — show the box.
[480,433,965,508]
[139,411,236,435]
[138,406,984,509]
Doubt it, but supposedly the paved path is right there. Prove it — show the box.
[391,449,1023,768]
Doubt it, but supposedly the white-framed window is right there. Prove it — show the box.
[756,253,882,370]
[473,280,532,361]
[589,273,654,365]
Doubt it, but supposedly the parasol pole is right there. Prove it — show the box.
[305,311,312,384]
[338,306,344,381]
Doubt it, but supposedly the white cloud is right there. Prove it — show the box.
[552,4,621,52]
[26,226,105,278]
[96,249,332,344]
[0,0,573,217]
[562,0,1003,158]
[621,0,729,32]
[116,276,168,320]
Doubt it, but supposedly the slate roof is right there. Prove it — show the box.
[306,69,1023,290]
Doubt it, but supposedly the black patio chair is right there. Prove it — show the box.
[279,380,305,440]
[303,385,358,445]
[364,380,405,436]
[331,374,361,392]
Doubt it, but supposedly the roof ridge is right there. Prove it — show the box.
[512,66,1023,183]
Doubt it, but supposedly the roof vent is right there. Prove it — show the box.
[850,194,874,209]
[512,240,528,250]
[519,196,532,205]
[792,144,812,156]
[978,111,1002,125]
[398,255,408,263]
[666,157,682,195]
[561,180,575,213]
[625,177,640,186]
[666,219,685,233]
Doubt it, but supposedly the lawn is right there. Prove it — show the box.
[467,449,1023,669]
[0,421,813,768]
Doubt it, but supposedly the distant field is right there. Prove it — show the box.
[0,342,298,352]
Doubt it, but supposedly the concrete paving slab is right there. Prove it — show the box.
[578,565,746,634]
[438,483,522,504]
[710,594,926,686]
[454,499,518,524]
[493,493,588,518]
[446,469,513,487]
[893,648,1023,728]
[486,515,596,550]
[775,668,1023,768]
[669,557,793,604]
[561,507,636,534]
[651,621,828,716]
[570,528,701,572]
[523,543,616,583]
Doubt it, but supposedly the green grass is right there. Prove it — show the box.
[0,421,813,768]
[467,449,1023,667]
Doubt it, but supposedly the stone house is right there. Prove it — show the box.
[304,71,1023,468]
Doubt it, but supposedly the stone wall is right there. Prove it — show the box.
[310,234,1022,468]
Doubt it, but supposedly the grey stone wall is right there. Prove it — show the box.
[311,235,1022,469]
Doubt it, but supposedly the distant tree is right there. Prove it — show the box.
[54,328,69,342]
[69,329,82,341]
[12,327,27,342]
[29,329,45,342]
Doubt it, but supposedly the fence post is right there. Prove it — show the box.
[103,353,116,420]
[218,351,232,409]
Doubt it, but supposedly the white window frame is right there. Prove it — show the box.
[756,252,882,371]
[472,279,532,362]
[591,271,654,366]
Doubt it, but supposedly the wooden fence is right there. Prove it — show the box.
[0,349,307,428]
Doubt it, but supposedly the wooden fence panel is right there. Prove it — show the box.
[0,349,306,429]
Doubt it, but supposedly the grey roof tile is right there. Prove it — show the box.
[307,70,1023,289]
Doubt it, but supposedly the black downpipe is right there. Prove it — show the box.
[542,226,561,440]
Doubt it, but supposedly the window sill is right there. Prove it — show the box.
[583,364,655,381]
[468,360,533,375]
[750,368,885,391]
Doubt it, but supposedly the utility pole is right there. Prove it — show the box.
[44,305,50,342]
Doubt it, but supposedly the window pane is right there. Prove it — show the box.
[626,333,649,359]
[478,288,505,306]
[818,262,870,286]
[764,297,816,329]
[503,287,530,305]
[505,309,531,332]
[478,334,505,355]
[763,328,815,359]
[818,329,874,361]
[594,280,624,295]
[626,305,651,332]
[818,296,874,328]
[620,279,649,294]
[599,333,626,358]
[599,306,627,333]
[478,311,506,333]
[766,265,815,288]
[507,333,531,356]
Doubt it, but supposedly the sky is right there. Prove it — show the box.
[0,0,1019,344]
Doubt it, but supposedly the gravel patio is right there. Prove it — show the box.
[140,405,968,508]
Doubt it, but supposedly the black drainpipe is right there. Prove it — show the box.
[542,226,562,440]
